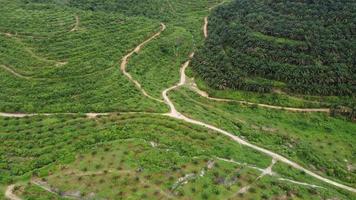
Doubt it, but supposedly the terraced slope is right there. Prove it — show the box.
[0,0,165,113]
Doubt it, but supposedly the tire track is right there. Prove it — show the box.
[70,15,80,32]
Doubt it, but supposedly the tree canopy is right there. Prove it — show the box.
[192,0,355,96]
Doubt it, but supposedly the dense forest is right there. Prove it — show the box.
[192,0,355,97]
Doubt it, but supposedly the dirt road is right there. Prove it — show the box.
[203,17,208,38]
[191,84,330,112]
[5,185,22,200]
[120,23,166,103]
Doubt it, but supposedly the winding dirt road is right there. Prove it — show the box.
[203,0,228,38]
[203,17,208,38]
[190,81,330,113]
[120,23,166,103]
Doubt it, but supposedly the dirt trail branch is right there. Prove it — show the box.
[70,15,80,32]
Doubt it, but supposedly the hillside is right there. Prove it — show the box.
[192,0,355,98]
[0,0,356,200]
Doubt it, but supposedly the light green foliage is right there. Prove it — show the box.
[0,0,166,113]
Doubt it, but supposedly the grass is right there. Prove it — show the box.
[41,140,261,199]
[191,75,325,108]
[169,87,356,187]
[0,113,270,199]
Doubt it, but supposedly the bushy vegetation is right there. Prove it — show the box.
[192,0,355,97]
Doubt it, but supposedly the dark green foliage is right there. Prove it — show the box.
[192,0,355,96]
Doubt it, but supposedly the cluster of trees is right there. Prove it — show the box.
[192,0,355,96]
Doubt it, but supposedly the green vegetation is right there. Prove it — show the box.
[191,0,355,99]
[0,114,270,183]
[127,25,194,99]
[123,0,219,99]
[2,113,354,199]
[5,128,353,199]
[1,0,355,199]
[0,0,166,113]
[56,0,220,99]
[169,87,356,187]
